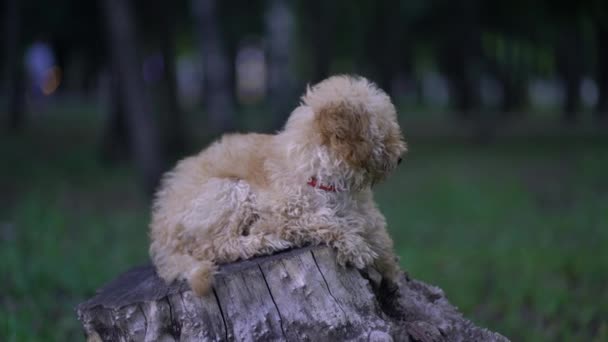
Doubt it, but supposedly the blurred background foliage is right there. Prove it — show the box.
[1,0,607,340]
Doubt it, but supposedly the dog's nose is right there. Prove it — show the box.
[398,157,403,165]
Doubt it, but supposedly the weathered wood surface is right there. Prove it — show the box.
[77,246,508,341]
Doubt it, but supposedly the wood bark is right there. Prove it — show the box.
[77,246,509,342]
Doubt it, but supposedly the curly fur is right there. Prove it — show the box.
[149,75,408,296]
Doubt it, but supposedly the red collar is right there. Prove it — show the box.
[307,177,337,192]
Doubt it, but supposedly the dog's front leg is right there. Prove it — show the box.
[332,229,379,270]
[279,215,378,270]
[359,207,402,286]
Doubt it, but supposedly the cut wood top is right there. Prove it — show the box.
[76,246,509,342]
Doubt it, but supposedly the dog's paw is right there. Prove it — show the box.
[335,241,378,270]
[259,234,293,253]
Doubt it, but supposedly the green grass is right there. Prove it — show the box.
[1,103,607,341]
[0,105,150,341]
[377,139,608,341]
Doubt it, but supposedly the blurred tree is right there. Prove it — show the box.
[101,60,129,163]
[479,0,537,117]
[364,0,405,93]
[192,0,235,133]
[217,0,265,100]
[20,0,106,94]
[545,0,588,124]
[101,0,163,195]
[300,0,335,83]
[590,0,608,124]
[137,0,186,155]
[3,0,25,131]
[364,0,424,99]
[555,27,583,124]
[65,1,106,94]
[431,0,482,119]
[596,25,608,124]
[160,15,185,153]
[486,40,528,117]
[266,0,296,129]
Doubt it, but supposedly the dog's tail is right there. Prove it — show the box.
[151,245,218,296]
[187,260,217,296]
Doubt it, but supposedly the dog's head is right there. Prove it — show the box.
[285,75,407,188]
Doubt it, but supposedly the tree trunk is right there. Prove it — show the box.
[563,74,581,123]
[266,0,295,130]
[365,0,402,93]
[556,27,582,124]
[488,48,526,118]
[77,246,509,342]
[100,60,129,163]
[192,0,235,134]
[101,0,163,195]
[437,3,481,120]
[596,25,608,124]
[3,0,25,131]
[159,9,185,155]
[500,74,526,118]
[302,0,334,84]
[444,60,478,120]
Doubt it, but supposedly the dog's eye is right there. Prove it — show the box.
[398,157,403,165]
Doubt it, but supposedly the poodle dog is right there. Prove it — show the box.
[149,75,407,296]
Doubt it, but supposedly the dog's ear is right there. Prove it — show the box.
[314,102,372,168]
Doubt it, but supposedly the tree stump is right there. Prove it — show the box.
[76,246,508,341]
